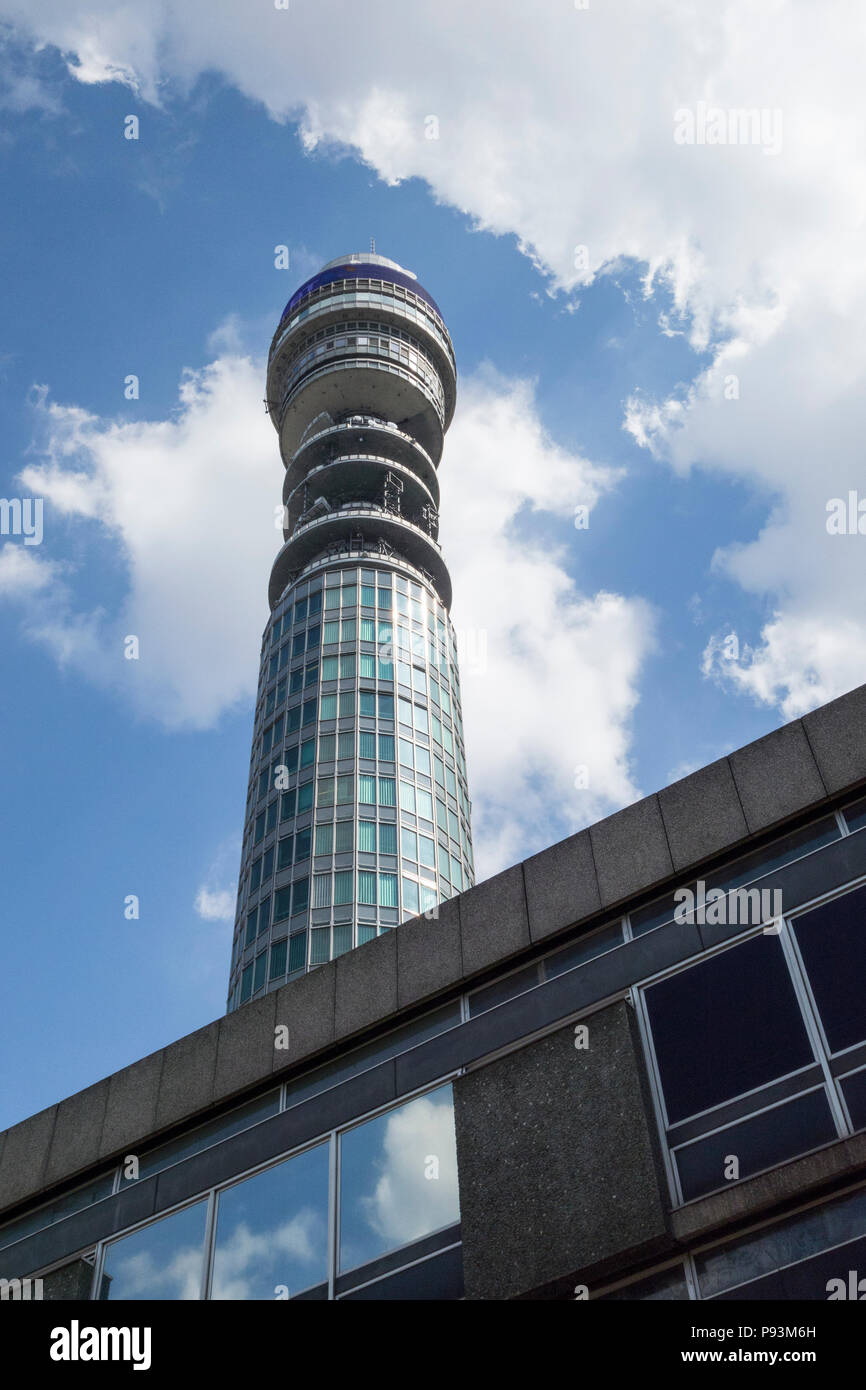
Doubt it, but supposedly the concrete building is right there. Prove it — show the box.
[227,254,474,1011]
[2,683,866,1300]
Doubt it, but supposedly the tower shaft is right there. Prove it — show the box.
[227,254,474,1010]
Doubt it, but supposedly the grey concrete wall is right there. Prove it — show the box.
[41,1257,93,1301]
[2,682,865,1223]
[453,1002,671,1300]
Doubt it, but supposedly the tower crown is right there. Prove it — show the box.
[266,253,457,611]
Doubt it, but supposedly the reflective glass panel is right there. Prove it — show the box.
[100,1200,208,1300]
[211,1144,329,1300]
[338,1085,459,1272]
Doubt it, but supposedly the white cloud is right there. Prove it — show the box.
[7,358,651,877]
[194,887,234,922]
[15,356,276,728]
[1,0,864,721]
[443,370,654,867]
[0,545,58,594]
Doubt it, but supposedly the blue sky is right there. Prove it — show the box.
[1,3,863,1129]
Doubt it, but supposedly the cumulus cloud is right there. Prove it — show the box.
[1,0,864,723]
[194,887,234,922]
[3,0,864,828]
[0,545,58,594]
[15,356,277,728]
[443,370,653,866]
[4,352,652,876]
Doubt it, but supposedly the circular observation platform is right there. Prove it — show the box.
[268,507,452,610]
[274,358,447,468]
[286,418,439,499]
[284,455,439,519]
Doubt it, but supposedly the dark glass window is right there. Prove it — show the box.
[600,1265,689,1301]
[289,933,306,972]
[544,922,624,977]
[269,939,287,980]
[340,1246,463,1301]
[293,876,309,913]
[631,892,680,937]
[277,835,294,871]
[280,790,296,820]
[842,1069,866,1130]
[645,934,814,1124]
[287,705,301,733]
[842,794,866,833]
[274,886,292,922]
[302,698,317,725]
[254,811,265,844]
[257,897,271,934]
[240,964,253,1002]
[250,857,262,891]
[359,690,375,716]
[468,963,539,1017]
[379,823,397,855]
[378,693,395,719]
[707,816,840,896]
[245,910,257,947]
[794,883,866,1054]
[295,827,312,861]
[697,1186,866,1299]
[674,1089,837,1202]
[253,953,267,992]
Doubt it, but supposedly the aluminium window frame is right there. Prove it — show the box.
[633,867,866,1207]
[87,1075,462,1304]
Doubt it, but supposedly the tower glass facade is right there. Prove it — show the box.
[227,254,474,1011]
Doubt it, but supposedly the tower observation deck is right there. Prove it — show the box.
[227,254,474,1010]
